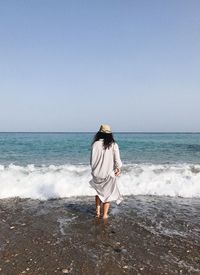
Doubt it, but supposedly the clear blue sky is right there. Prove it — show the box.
[0,1,199,132]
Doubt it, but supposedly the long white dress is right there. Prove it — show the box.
[89,139,123,204]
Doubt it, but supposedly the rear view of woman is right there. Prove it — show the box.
[89,124,123,219]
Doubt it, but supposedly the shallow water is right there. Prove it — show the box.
[1,133,200,273]
[0,195,199,274]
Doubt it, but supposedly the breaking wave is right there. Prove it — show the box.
[0,163,200,199]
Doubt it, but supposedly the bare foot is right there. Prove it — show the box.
[103,215,109,219]
[96,206,101,218]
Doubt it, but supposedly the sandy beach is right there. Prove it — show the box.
[0,196,199,275]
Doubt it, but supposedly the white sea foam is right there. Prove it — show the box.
[0,163,200,199]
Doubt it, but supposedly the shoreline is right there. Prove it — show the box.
[0,196,200,274]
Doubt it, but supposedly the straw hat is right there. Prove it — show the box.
[99,124,112,133]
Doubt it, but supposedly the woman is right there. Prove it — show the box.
[89,124,123,219]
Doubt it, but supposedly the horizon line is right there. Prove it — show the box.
[0,131,200,134]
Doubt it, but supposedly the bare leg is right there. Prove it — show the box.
[103,202,110,219]
[95,195,101,218]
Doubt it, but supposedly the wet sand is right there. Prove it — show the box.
[0,196,200,274]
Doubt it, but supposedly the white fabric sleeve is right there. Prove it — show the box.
[90,148,92,166]
[90,145,97,168]
[113,143,122,169]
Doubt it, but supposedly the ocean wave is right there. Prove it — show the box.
[0,163,200,199]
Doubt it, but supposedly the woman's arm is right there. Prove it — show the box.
[113,143,122,174]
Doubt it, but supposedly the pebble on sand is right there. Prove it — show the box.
[62,268,71,273]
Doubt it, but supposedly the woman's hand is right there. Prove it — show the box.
[114,168,121,176]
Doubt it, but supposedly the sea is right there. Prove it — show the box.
[0,132,200,200]
[1,132,200,273]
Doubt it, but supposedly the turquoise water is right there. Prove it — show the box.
[0,132,200,165]
[0,132,200,199]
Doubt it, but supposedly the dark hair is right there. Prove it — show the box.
[92,132,115,150]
